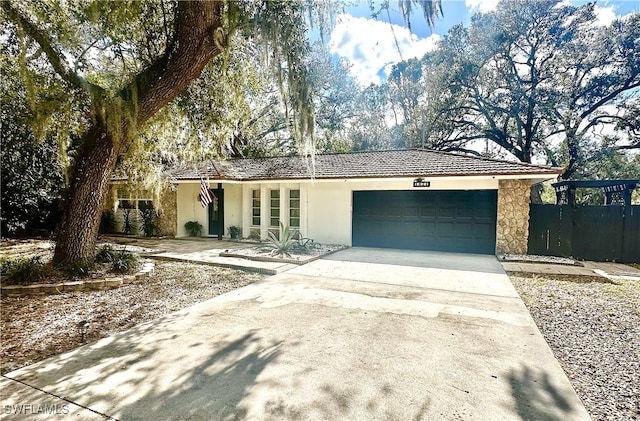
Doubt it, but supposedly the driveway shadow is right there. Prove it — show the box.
[4,311,282,420]
[117,332,282,420]
[508,365,578,421]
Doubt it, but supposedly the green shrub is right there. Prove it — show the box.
[111,249,138,273]
[139,209,158,237]
[184,221,202,237]
[228,225,241,239]
[0,256,50,285]
[95,245,116,263]
[63,259,96,278]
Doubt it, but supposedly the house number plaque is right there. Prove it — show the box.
[413,178,430,188]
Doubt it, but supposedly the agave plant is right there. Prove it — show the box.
[267,223,299,257]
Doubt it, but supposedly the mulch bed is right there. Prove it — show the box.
[509,272,640,421]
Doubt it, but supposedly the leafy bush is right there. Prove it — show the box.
[266,223,299,257]
[111,249,138,273]
[139,209,158,237]
[0,256,50,285]
[184,221,202,237]
[228,225,241,239]
[63,259,96,278]
[99,210,116,234]
[95,245,116,263]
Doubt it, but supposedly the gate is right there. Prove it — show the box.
[528,205,640,263]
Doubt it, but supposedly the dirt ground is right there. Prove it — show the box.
[1,258,265,374]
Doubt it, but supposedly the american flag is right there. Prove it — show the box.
[200,179,214,208]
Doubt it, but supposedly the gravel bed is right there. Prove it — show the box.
[500,254,580,266]
[509,273,640,421]
[226,243,346,261]
[1,261,265,374]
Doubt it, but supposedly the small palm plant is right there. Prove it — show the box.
[267,222,299,257]
[122,209,135,235]
[139,209,158,237]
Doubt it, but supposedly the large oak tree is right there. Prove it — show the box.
[402,0,639,173]
[1,0,441,266]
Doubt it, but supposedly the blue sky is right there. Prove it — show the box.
[328,0,640,86]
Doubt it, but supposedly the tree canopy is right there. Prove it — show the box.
[389,0,639,175]
[6,0,636,263]
[1,0,442,265]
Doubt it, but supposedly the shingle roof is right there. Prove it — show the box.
[169,149,562,181]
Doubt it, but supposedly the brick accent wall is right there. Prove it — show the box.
[496,179,531,255]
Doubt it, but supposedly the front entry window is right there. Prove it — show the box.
[270,190,280,227]
[289,190,300,228]
[251,190,261,226]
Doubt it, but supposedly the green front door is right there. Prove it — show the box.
[208,189,224,236]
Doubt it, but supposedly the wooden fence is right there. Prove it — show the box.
[528,204,640,263]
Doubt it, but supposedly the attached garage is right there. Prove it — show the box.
[352,190,498,254]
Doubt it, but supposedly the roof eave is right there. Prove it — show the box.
[171,170,563,183]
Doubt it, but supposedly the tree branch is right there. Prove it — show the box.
[578,72,640,120]
[1,0,97,94]
[123,1,225,126]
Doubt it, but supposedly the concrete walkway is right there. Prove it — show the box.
[103,236,298,274]
[1,248,590,420]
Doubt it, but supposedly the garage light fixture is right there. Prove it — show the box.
[413,178,431,187]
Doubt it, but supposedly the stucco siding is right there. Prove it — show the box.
[223,184,242,235]
[176,183,208,237]
[305,183,352,245]
[304,177,500,246]
[173,177,534,251]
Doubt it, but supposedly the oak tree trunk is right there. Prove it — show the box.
[52,125,120,265]
[51,1,224,266]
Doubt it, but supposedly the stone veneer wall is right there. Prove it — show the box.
[157,186,177,237]
[496,179,531,255]
[102,185,177,236]
[102,186,117,213]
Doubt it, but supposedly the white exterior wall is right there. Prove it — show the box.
[304,177,499,245]
[176,183,208,237]
[175,177,511,243]
[176,182,242,237]
[305,182,351,245]
[223,184,242,235]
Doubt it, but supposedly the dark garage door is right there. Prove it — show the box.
[352,190,497,254]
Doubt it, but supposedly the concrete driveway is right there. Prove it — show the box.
[1,248,589,420]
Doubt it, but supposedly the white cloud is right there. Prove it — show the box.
[558,0,621,27]
[593,4,617,26]
[328,14,440,87]
[465,0,500,14]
